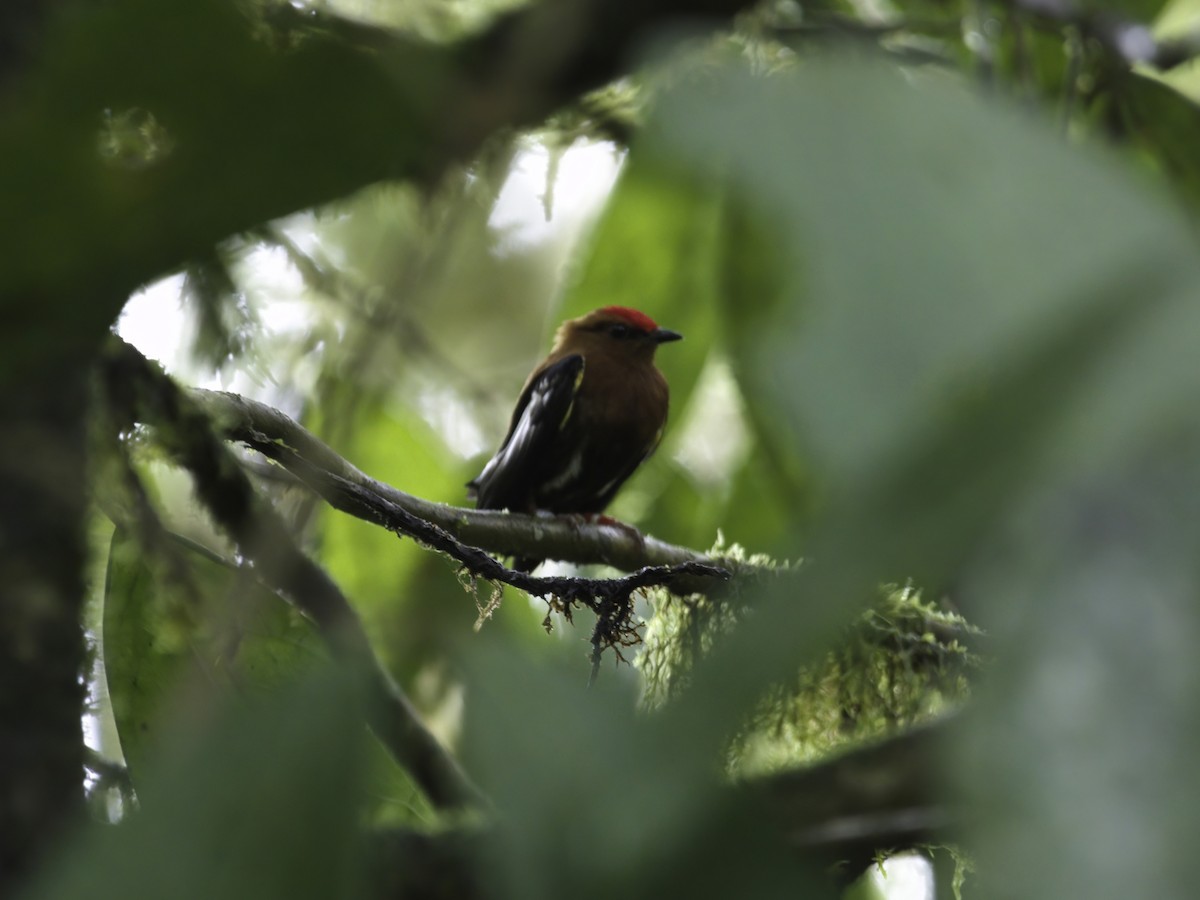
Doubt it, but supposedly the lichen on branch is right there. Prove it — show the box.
[638,539,981,777]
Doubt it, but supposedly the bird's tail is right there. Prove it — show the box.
[511,556,542,574]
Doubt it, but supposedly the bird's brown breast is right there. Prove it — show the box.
[573,352,669,447]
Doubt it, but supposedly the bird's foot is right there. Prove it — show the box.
[564,513,645,550]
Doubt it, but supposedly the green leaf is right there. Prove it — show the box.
[651,61,1197,499]
[32,666,369,900]
[2,0,446,302]
[459,637,828,900]
[635,56,1200,899]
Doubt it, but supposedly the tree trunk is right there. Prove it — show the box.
[0,4,90,890]
[0,343,89,895]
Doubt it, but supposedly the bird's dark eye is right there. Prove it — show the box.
[608,324,631,339]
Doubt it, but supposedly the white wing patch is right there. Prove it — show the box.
[470,354,586,510]
[542,448,585,492]
[557,363,587,430]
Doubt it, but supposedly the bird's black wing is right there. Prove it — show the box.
[468,355,585,511]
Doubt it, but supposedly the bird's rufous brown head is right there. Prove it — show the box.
[553,306,682,362]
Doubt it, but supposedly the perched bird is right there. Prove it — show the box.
[468,306,682,570]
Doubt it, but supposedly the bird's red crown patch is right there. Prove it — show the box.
[599,306,658,333]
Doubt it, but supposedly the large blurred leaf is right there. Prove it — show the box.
[3,0,444,303]
[954,419,1200,898]
[31,665,368,900]
[459,637,828,900]
[640,63,1197,510]
[632,56,1200,900]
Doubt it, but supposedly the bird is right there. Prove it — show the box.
[468,306,683,570]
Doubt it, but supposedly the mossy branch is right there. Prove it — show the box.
[100,338,485,812]
[191,387,740,588]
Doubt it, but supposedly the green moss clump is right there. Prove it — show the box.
[637,537,980,776]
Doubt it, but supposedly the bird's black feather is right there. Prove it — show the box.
[469,354,585,513]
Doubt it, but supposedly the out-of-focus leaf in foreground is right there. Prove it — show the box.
[624,55,1184,711]
[460,639,825,900]
[29,666,368,900]
[632,59,1200,898]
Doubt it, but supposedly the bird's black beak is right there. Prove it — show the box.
[652,328,683,344]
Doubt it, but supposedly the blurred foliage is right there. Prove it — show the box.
[14,0,1200,895]
[638,52,1200,900]
[32,666,370,900]
[102,525,434,827]
[1109,70,1200,210]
